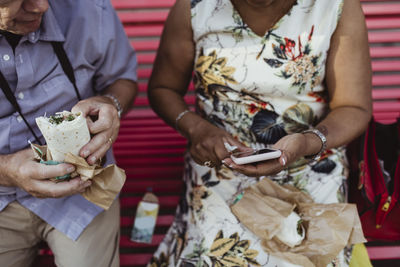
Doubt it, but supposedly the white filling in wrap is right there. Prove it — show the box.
[36,111,90,162]
[275,211,305,248]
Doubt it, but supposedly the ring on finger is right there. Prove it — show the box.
[107,137,113,145]
[203,160,213,167]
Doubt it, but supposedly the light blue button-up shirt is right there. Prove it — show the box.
[0,0,137,240]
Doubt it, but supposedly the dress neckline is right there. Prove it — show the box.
[228,0,297,39]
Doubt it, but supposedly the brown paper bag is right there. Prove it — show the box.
[231,178,366,267]
[31,144,126,210]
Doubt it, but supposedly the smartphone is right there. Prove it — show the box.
[230,148,282,165]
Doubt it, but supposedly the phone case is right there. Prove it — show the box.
[230,149,282,165]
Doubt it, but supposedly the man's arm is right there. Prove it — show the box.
[0,78,137,196]
[69,0,138,165]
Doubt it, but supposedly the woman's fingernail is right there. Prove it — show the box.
[82,150,90,158]
[224,142,236,152]
[281,157,286,166]
[89,156,96,163]
[67,167,75,173]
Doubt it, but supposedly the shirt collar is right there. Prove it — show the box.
[26,5,65,43]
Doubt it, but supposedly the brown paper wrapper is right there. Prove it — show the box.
[31,144,126,210]
[231,178,366,267]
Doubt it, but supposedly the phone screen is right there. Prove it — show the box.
[233,148,277,158]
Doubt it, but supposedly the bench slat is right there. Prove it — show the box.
[366,17,400,29]
[371,60,400,72]
[112,0,175,9]
[134,95,196,107]
[114,139,186,148]
[370,46,400,58]
[122,169,183,179]
[122,180,182,194]
[362,3,400,16]
[120,235,166,248]
[137,82,195,93]
[118,11,168,24]
[131,40,160,52]
[373,88,400,99]
[372,75,400,86]
[120,254,153,266]
[137,54,156,65]
[121,196,180,209]
[367,246,400,260]
[373,101,400,112]
[368,31,400,43]
[125,25,163,37]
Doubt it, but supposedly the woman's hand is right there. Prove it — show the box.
[186,118,247,168]
[222,133,310,177]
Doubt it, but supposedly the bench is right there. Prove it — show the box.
[34,0,400,266]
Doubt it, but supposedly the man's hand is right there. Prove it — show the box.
[0,149,91,198]
[72,96,120,165]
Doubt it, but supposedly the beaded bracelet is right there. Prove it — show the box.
[103,93,122,118]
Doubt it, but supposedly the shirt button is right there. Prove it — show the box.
[18,92,24,100]
[3,54,10,61]
[17,115,23,122]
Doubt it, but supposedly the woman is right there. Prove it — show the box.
[148,0,372,266]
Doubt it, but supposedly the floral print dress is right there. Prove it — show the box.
[150,0,350,266]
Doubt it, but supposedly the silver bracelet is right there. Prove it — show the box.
[103,93,122,118]
[302,128,327,161]
[175,110,190,130]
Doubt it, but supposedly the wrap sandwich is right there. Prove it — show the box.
[34,110,126,210]
[35,111,90,162]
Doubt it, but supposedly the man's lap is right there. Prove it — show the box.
[0,199,120,267]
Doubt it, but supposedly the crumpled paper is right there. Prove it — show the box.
[231,178,366,267]
[31,144,126,210]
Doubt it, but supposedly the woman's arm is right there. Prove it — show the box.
[148,0,245,167]
[317,0,372,149]
[147,0,195,125]
[226,0,372,176]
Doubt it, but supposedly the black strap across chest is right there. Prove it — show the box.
[0,41,81,145]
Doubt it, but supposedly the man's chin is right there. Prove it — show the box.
[11,19,41,35]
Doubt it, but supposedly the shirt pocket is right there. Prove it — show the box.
[37,71,78,115]
[39,68,90,105]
